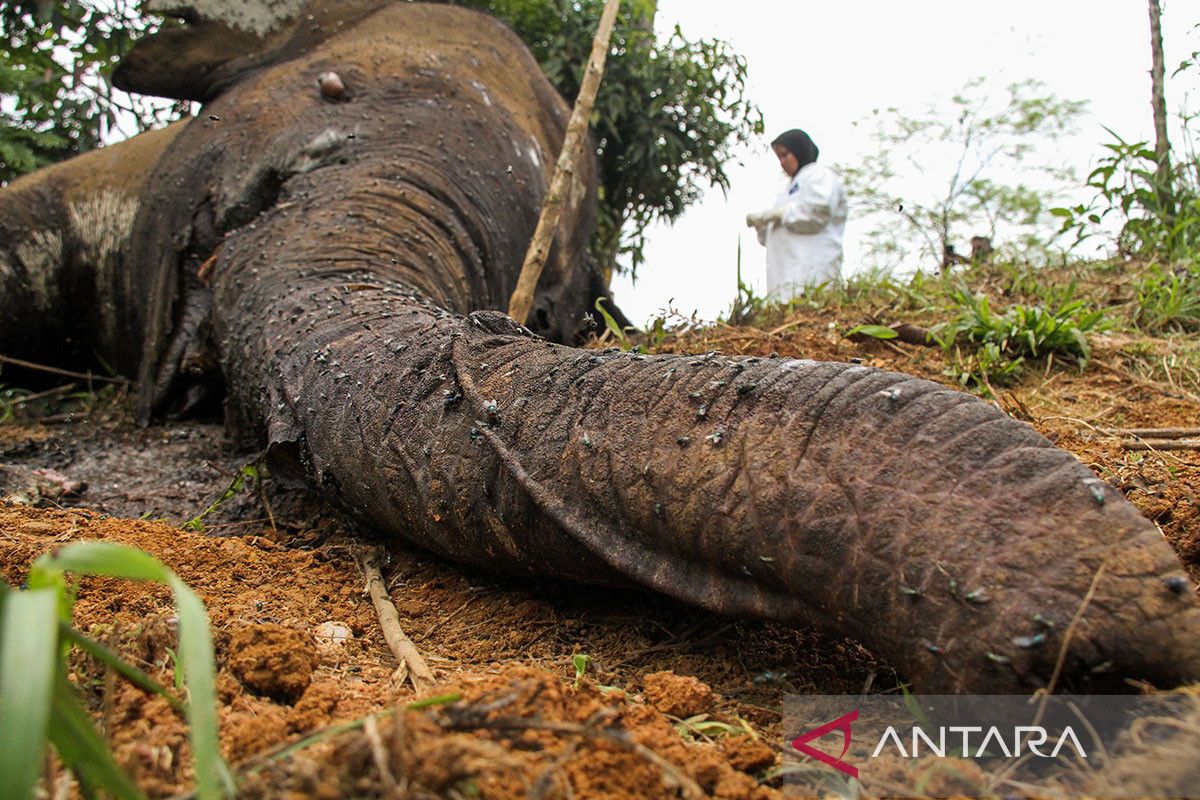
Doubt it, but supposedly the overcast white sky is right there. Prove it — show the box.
[609,1,1200,325]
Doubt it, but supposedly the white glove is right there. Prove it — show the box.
[745,208,783,229]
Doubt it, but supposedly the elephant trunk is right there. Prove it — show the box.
[209,198,1200,693]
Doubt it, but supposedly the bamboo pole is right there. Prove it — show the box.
[508,0,622,325]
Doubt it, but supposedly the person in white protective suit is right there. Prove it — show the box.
[745,129,847,299]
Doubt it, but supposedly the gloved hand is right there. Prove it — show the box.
[745,208,783,229]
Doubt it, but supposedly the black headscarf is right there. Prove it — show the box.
[771,129,819,169]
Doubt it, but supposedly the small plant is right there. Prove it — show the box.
[933,287,1106,393]
[942,343,1025,396]
[1053,125,1200,260]
[184,462,263,532]
[572,653,591,688]
[0,541,232,799]
[725,237,773,326]
[593,297,632,350]
[1134,263,1200,332]
[936,287,1105,362]
[0,384,29,423]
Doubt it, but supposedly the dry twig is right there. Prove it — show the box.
[1121,439,1200,451]
[0,354,129,385]
[362,714,399,794]
[356,549,436,692]
[1104,427,1200,439]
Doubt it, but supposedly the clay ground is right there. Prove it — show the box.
[2,265,1198,798]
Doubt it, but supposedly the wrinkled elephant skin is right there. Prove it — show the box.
[1,1,1198,693]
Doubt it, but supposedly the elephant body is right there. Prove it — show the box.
[2,0,1199,693]
[0,123,183,373]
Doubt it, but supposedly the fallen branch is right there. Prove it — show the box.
[1107,427,1200,439]
[0,354,130,385]
[890,322,936,347]
[356,550,436,693]
[1122,439,1200,451]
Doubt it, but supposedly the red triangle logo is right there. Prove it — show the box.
[791,709,859,779]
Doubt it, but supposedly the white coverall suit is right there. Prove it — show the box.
[751,162,848,300]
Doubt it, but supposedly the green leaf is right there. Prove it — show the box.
[593,297,629,348]
[573,653,591,683]
[61,626,184,715]
[168,575,234,799]
[0,587,59,799]
[31,541,170,586]
[844,324,899,340]
[47,672,145,800]
[25,542,232,798]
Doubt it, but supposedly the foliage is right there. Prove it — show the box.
[1134,262,1200,332]
[0,542,231,798]
[592,296,632,350]
[184,462,264,532]
[840,77,1086,271]
[933,287,1107,393]
[1054,22,1200,262]
[1053,122,1200,260]
[0,0,183,183]
[455,0,762,275]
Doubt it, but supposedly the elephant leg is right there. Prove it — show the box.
[207,195,1200,694]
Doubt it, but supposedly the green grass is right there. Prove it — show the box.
[931,286,1108,394]
[0,542,233,799]
[1134,263,1200,333]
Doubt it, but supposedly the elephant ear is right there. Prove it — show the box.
[113,0,385,102]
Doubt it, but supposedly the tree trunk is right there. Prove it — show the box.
[508,0,622,326]
[1148,0,1173,221]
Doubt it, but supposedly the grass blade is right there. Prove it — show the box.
[60,626,184,715]
[169,576,234,799]
[0,587,59,799]
[48,672,144,800]
[30,542,170,586]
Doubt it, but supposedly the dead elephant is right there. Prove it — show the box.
[1,0,1198,694]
